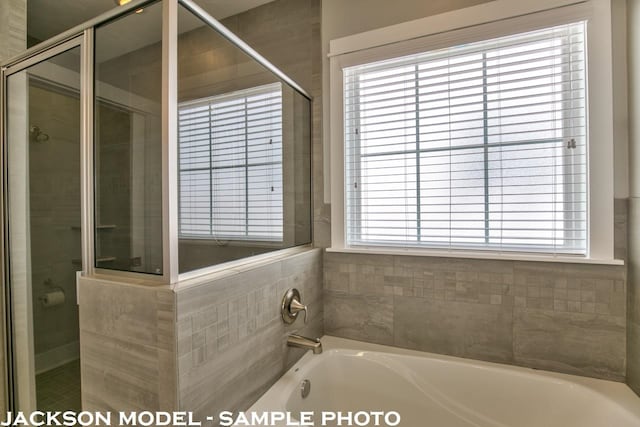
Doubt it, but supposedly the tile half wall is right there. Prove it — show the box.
[324,252,626,381]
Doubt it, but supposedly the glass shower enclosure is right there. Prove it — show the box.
[0,0,312,412]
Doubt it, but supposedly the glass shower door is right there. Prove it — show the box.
[5,42,82,412]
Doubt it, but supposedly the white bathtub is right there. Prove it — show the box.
[246,336,640,427]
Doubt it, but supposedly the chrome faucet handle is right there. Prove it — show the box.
[289,297,308,324]
[281,288,308,324]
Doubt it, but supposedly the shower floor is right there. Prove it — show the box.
[36,359,81,411]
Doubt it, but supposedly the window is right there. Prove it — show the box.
[178,83,283,241]
[343,22,587,255]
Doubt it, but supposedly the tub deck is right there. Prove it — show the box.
[245,336,640,427]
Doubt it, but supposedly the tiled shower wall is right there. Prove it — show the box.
[0,0,25,62]
[175,249,322,426]
[628,198,640,394]
[29,85,81,372]
[324,199,628,381]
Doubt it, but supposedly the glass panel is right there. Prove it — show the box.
[94,2,163,274]
[6,46,82,412]
[177,5,312,273]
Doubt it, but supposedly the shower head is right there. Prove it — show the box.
[30,125,50,143]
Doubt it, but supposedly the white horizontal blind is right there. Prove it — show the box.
[344,22,587,254]
[179,83,283,241]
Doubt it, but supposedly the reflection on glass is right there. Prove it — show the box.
[94,1,163,274]
[177,5,312,273]
[179,83,284,241]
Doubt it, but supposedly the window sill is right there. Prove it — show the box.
[326,246,624,266]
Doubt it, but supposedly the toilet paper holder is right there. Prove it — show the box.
[39,288,65,307]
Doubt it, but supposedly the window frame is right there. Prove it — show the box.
[328,0,619,263]
[344,22,587,254]
[178,82,284,243]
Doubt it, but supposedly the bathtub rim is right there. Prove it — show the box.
[248,335,640,421]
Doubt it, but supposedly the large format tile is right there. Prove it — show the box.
[628,198,640,323]
[324,292,393,345]
[79,277,175,351]
[180,320,288,423]
[627,321,640,395]
[394,296,514,363]
[615,198,628,260]
[81,331,174,411]
[514,308,625,380]
[324,248,628,381]
[176,249,323,426]
[628,197,640,393]
[79,277,178,413]
[0,0,26,62]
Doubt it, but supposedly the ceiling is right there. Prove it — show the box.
[28,0,275,43]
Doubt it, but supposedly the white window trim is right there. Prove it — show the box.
[328,0,618,264]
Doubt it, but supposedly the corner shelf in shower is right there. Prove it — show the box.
[70,224,117,231]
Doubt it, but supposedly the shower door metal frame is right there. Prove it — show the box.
[0,35,85,412]
[0,0,183,410]
[2,0,165,287]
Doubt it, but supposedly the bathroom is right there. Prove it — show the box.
[0,0,639,425]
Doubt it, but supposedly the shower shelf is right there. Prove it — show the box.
[70,224,116,231]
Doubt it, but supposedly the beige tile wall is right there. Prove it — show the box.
[627,197,640,394]
[324,243,627,380]
[78,247,322,424]
[0,0,26,63]
[616,198,629,260]
[29,83,81,362]
[78,276,177,412]
[175,248,322,426]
